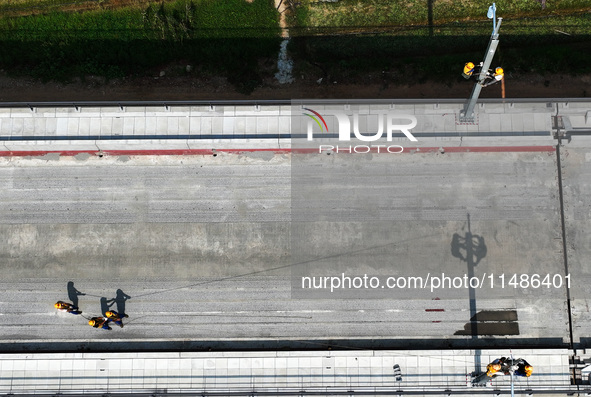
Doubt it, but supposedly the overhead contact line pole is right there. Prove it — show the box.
[460,9,502,122]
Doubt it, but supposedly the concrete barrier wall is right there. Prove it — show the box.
[0,101,589,152]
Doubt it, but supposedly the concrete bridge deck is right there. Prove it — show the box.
[1,100,591,396]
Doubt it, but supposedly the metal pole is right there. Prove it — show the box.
[492,3,496,34]
[459,17,502,122]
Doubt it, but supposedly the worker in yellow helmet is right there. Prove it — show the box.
[486,363,502,377]
[481,67,504,87]
[89,317,112,330]
[54,301,82,315]
[462,61,483,79]
[462,62,475,79]
[524,365,533,377]
[515,360,533,377]
[105,310,129,328]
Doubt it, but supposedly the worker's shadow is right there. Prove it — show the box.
[67,281,86,307]
[100,289,132,316]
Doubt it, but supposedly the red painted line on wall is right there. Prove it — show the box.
[419,146,556,153]
[0,146,555,157]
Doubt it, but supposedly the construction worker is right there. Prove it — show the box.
[54,301,82,315]
[105,310,128,328]
[480,67,504,87]
[486,363,502,377]
[89,317,112,330]
[462,62,475,79]
[514,360,533,377]
[524,365,533,377]
[462,62,482,79]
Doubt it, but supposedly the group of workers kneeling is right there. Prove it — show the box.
[486,357,533,378]
[54,301,129,331]
[463,61,504,87]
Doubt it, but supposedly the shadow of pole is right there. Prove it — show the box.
[466,214,480,373]
[451,213,488,374]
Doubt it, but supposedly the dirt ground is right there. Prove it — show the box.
[0,70,589,102]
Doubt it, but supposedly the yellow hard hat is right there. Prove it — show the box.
[467,62,474,68]
[106,311,114,317]
[496,67,504,75]
[54,302,61,309]
[89,320,96,326]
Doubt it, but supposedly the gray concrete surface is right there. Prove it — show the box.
[0,151,572,346]
[1,100,591,394]
[0,349,572,396]
[558,140,591,349]
[3,100,591,151]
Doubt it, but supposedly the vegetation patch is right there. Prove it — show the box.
[294,0,591,33]
[0,0,590,94]
[0,0,280,92]
[288,12,591,84]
